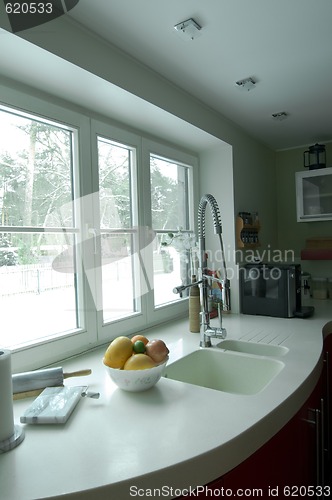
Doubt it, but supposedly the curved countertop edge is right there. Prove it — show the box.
[2,304,332,500]
[323,320,332,338]
[51,355,326,500]
[40,354,325,500]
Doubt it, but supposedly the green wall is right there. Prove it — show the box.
[276,142,332,277]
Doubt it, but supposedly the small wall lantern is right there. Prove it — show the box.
[303,143,326,170]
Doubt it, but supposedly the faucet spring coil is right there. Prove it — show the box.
[198,194,222,237]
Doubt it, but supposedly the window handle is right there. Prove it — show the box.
[88,227,98,255]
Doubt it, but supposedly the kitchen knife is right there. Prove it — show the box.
[12,367,92,394]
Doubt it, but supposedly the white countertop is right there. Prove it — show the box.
[1,301,332,500]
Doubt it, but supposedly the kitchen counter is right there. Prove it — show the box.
[1,300,331,500]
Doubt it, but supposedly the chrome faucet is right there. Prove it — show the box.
[198,194,230,347]
[173,194,231,347]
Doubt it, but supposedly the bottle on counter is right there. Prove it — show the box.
[312,277,328,300]
[208,294,213,313]
[327,278,332,299]
[189,275,200,333]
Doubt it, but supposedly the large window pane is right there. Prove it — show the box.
[97,137,139,322]
[0,109,74,228]
[0,232,80,348]
[151,156,190,231]
[150,155,194,307]
[0,107,81,349]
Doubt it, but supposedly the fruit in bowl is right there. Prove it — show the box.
[145,339,169,363]
[103,336,133,369]
[103,335,169,392]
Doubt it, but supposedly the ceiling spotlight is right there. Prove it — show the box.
[174,18,202,41]
[272,112,288,121]
[235,77,256,91]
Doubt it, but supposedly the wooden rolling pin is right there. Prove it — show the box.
[12,367,92,395]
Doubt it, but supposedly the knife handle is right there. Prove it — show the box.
[63,369,92,379]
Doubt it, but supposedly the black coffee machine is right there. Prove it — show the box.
[240,263,315,318]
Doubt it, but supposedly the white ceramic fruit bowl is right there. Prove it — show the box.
[104,358,168,392]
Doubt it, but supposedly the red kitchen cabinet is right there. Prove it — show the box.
[323,330,332,485]
[176,365,325,499]
[222,377,324,497]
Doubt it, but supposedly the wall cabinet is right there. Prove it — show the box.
[296,167,332,222]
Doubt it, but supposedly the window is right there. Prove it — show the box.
[150,154,195,307]
[0,105,84,349]
[0,88,198,370]
[96,135,140,323]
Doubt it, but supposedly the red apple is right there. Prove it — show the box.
[145,339,169,363]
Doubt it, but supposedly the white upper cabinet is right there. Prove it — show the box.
[296,167,332,222]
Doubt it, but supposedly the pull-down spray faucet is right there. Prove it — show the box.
[173,194,231,347]
[198,194,230,346]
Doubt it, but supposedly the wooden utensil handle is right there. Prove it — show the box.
[13,386,63,400]
[13,388,43,400]
[63,369,92,379]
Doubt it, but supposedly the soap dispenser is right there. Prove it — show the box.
[189,275,200,333]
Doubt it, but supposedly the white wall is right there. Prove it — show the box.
[199,144,239,312]
[233,135,278,254]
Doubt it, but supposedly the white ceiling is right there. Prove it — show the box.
[64,0,332,151]
[1,0,332,152]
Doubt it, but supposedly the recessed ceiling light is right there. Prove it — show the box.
[272,112,288,121]
[235,77,256,91]
[174,18,202,41]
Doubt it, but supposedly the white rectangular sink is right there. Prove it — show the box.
[163,349,284,395]
[216,339,288,357]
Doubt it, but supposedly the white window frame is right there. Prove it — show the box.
[0,85,96,373]
[0,83,199,373]
[142,138,199,326]
[90,119,148,342]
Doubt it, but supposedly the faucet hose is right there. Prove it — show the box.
[198,194,231,311]
[198,194,222,238]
